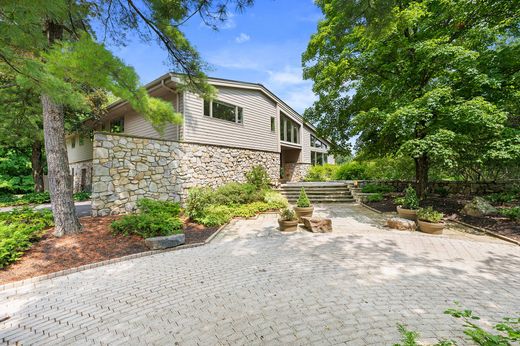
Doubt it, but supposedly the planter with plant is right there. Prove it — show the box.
[417,207,445,234]
[278,207,299,232]
[293,187,314,222]
[396,185,419,220]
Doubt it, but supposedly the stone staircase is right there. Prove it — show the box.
[279,182,354,204]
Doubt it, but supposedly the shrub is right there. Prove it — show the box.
[486,192,518,205]
[305,164,338,182]
[402,185,419,209]
[137,198,181,215]
[73,191,91,201]
[185,187,215,220]
[0,208,54,268]
[434,186,450,197]
[394,196,405,205]
[213,183,264,206]
[246,165,271,189]
[263,191,289,209]
[498,207,520,221]
[417,207,444,223]
[197,205,233,227]
[333,161,368,180]
[296,187,311,207]
[279,207,297,221]
[366,193,383,202]
[361,183,394,194]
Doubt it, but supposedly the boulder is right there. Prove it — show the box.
[386,217,416,231]
[301,217,332,233]
[144,234,185,250]
[461,197,497,217]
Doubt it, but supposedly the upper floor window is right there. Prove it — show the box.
[204,99,243,124]
[311,134,327,149]
[110,117,124,133]
[79,135,84,146]
[311,151,328,165]
[279,112,300,144]
[271,117,275,132]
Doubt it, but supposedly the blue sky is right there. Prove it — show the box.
[109,1,323,114]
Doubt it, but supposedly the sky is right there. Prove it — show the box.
[107,0,323,114]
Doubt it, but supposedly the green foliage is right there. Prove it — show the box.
[212,183,264,206]
[185,187,215,220]
[246,165,271,190]
[402,185,419,210]
[394,197,405,206]
[196,205,233,227]
[434,187,450,198]
[296,188,311,208]
[73,191,91,201]
[111,199,182,238]
[279,207,297,221]
[361,184,394,194]
[0,191,93,207]
[393,323,454,346]
[486,192,519,205]
[0,148,34,194]
[305,164,338,182]
[333,161,368,180]
[263,191,289,209]
[0,208,54,268]
[417,207,444,223]
[366,193,383,203]
[498,207,520,221]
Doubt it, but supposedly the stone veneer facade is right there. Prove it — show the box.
[283,163,312,182]
[91,133,280,216]
[70,161,93,193]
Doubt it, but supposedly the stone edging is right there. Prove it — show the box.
[360,202,384,214]
[0,222,229,293]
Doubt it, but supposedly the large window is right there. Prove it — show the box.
[204,99,243,124]
[311,134,327,149]
[279,112,300,144]
[311,151,328,165]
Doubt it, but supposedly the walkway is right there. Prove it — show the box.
[1,204,519,345]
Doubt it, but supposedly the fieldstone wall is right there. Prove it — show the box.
[70,161,92,193]
[284,163,312,182]
[91,133,280,216]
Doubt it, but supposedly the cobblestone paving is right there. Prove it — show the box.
[1,204,519,345]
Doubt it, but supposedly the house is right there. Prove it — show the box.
[66,73,333,216]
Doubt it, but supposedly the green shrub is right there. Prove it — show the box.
[246,165,271,189]
[233,202,272,218]
[402,185,419,209]
[213,183,264,206]
[333,161,369,180]
[305,164,338,182]
[366,193,383,202]
[417,207,444,223]
[197,205,233,227]
[73,191,91,201]
[263,191,289,209]
[486,192,518,205]
[296,187,311,207]
[0,208,54,268]
[361,183,395,193]
[498,207,520,221]
[394,196,405,205]
[434,186,450,197]
[111,199,183,238]
[185,187,215,220]
[279,207,297,221]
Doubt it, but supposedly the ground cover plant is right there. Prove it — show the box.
[111,199,183,238]
[361,183,395,194]
[417,207,444,223]
[0,191,91,207]
[0,207,54,268]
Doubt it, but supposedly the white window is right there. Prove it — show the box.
[311,151,328,165]
[203,99,243,124]
[279,112,300,144]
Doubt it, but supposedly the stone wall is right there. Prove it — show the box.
[91,133,280,216]
[70,161,92,193]
[284,163,312,182]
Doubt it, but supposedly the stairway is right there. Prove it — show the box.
[279,182,354,204]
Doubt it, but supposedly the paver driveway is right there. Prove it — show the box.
[1,204,519,345]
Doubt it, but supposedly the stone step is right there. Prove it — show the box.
[286,198,355,203]
[279,188,351,193]
[281,192,352,198]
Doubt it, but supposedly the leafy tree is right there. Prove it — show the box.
[0,0,252,236]
[303,0,519,197]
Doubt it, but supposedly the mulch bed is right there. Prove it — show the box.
[0,216,219,285]
[366,196,520,242]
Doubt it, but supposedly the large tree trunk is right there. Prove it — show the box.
[415,154,429,200]
[31,140,45,193]
[41,94,82,236]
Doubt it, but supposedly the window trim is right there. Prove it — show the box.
[203,99,244,125]
[279,112,300,144]
[71,136,76,148]
[270,116,276,132]
[310,134,327,149]
[311,151,328,166]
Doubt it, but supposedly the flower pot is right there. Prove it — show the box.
[278,219,299,232]
[294,206,314,223]
[418,220,445,234]
[397,206,418,221]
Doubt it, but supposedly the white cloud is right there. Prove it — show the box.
[267,66,304,85]
[235,33,250,43]
[200,12,236,30]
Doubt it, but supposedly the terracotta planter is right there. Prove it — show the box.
[397,206,418,221]
[294,206,314,223]
[278,219,299,232]
[418,220,445,234]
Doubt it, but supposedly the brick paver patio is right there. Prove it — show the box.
[1,204,519,345]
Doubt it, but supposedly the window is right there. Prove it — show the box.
[311,134,327,149]
[279,112,300,144]
[79,136,84,146]
[110,117,124,133]
[270,117,275,132]
[71,136,76,148]
[203,99,243,124]
[311,151,328,165]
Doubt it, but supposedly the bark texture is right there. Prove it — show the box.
[31,140,45,193]
[415,154,429,199]
[41,94,82,236]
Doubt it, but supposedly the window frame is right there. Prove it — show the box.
[110,117,124,133]
[279,112,300,144]
[271,117,276,132]
[203,99,244,124]
[311,151,328,166]
[71,136,76,148]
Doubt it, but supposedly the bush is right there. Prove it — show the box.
[0,208,54,268]
[486,192,518,205]
[296,187,311,207]
[305,164,338,182]
[434,186,450,197]
[366,193,383,202]
[263,191,289,209]
[417,207,444,223]
[73,191,91,201]
[185,187,215,220]
[111,199,183,238]
[196,205,233,227]
[213,183,264,206]
[333,161,369,180]
[498,207,520,221]
[402,185,419,209]
[246,165,271,189]
[279,207,297,221]
[361,183,394,194]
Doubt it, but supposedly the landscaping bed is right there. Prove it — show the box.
[366,196,520,242]
[0,215,219,285]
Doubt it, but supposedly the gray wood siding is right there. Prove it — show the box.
[183,87,279,152]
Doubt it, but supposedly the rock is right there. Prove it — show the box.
[301,217,332,233]
[144,234,185,250]
[461,197,497,217]
[386,217,416,231]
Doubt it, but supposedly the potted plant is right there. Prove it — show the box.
[278,207,299,232]
[294,187,314,222]
[417,207,445,234]
[396,185,419,220]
